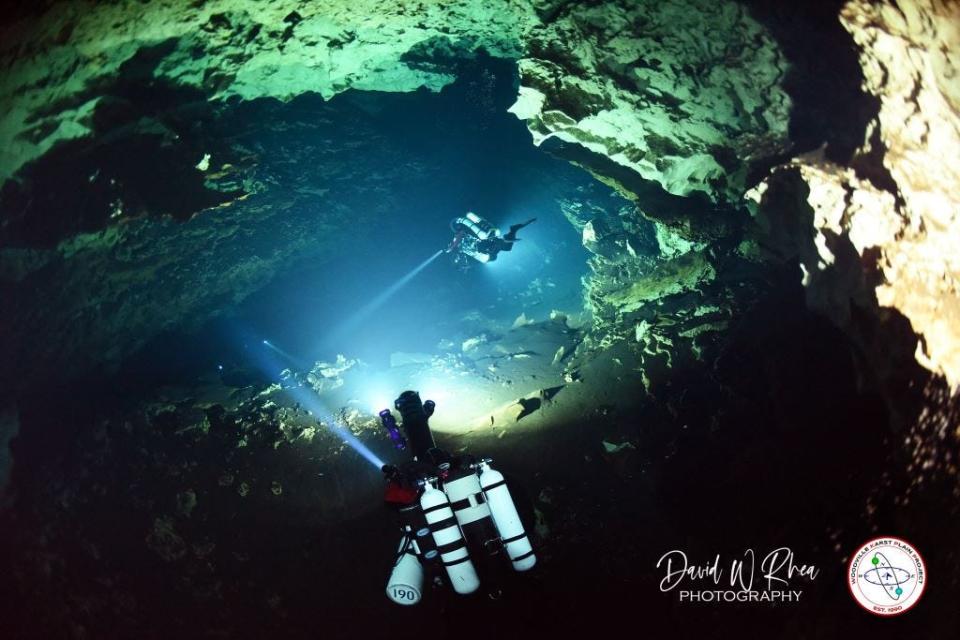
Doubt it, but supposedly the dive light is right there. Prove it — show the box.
[379,409,407,450]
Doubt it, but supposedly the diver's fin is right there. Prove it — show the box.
[504,218,536,242]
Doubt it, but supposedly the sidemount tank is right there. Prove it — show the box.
[459,212,500,241]
[386,535,424,605]
[442,467,500,550]
[420,482,480,594]
[478,461,536,571]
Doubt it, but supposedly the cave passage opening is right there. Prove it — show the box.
[117,55,651,427]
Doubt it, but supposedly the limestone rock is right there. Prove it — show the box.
[604,251,714,314]
[753,0,960,389]
[838,0,960,389]
[146,516,187,562]
[750,151,899,330]
[307,355,357,393]
[461,335,488,352]
[511,313,534,329]
[601,439,635,454]
[0,0,537,183]
[513,0,791,204]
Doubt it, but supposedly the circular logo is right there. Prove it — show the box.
[848,536,926,616]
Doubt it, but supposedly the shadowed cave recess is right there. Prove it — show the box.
[0,1,958,638]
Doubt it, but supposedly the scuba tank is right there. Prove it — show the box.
[478,460,536,571]
[381,392,534,604]
[386,534,424,605]
[420,481,480,594]
[457,211,499,241]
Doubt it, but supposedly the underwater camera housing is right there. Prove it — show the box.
[380,390,536,606]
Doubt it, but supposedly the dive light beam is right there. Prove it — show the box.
[284,384,385,469]
[330,249,444,341]
[262,339,304,369]
[242,328,385,469]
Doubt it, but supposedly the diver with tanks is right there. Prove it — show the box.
[446,211,536,265]
[378,390,536,605]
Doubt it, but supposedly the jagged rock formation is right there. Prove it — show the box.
[840,0,960,389]
[1,95,427,386]
[513,0,791,204]
[1,0,788,201]
[750,0,960,390]
[0,0,535,183]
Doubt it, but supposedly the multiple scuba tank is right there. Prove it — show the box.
[455,211,499,241]
[380,391,536,605]
[449,212,501,264]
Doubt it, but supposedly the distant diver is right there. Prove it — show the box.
[446,211,536,265]
[378,391,536,605]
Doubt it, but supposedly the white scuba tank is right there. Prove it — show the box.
[464,211,499,240]
[458,216,487,240]
[443,472,493,529]
[386,535,423,605]
[420,483,480,594]
[478,461,536,571]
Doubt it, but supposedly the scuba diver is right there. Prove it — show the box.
[446,212,536,265]
[379,391,536,606]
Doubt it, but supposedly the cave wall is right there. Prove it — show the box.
[512,0,791,204]
[750,0,960,390]
[1,0,788,202]
[0,0,535,183]
[1,93,432,388]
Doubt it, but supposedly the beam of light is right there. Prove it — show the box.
[348,371,403,415]
[363,387,396,416]
[410,377,481,433]
[234,326,385,469]
[284,384,385,470]
[261,339,306,369]
[327,249,444,342]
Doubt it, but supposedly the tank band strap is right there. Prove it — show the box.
[422,503,449,516]
[442,555,473,568]
[501,533,527,545]
[449,492,486,511]
[436,539,466,555]
[394,536,413,563]
[511,549,536,562]
[428,516,458,533]
[482,480,507,492]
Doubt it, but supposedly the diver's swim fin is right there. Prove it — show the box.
[504,217,536,242]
